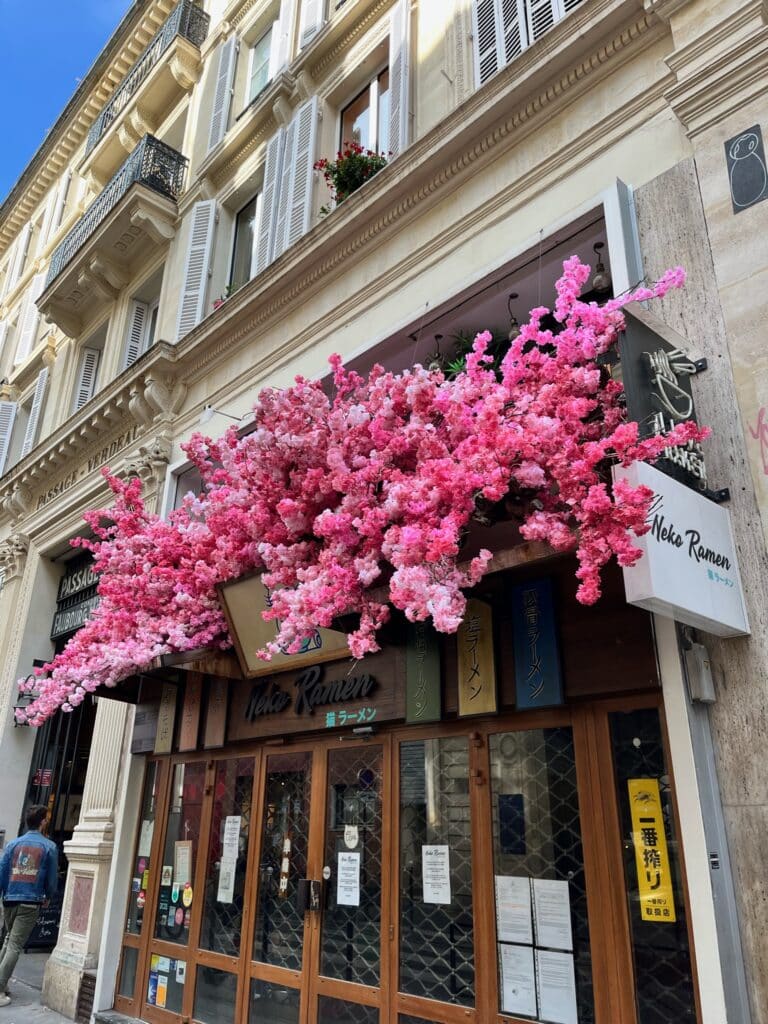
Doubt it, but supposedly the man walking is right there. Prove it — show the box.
[0,806,58,1007]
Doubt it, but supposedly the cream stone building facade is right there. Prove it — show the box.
[1,0,768,1022]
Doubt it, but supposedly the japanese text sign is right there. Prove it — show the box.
[457,598,497,717]
[614,462,749,637]
[628,778,676,923]
[511,578,564,709]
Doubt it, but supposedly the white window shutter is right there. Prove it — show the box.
[271,0,297,74]
[0,320,8,356]
[14,272,46,365]
[1,241,17,302]
[0,401,18,476]
[7,222,31,293]
[273,118,297,261]
[74,348,100,411]
[388,0,410,159]
[21,367,49,459]
[255,129,286,273]
[503,0,528,63]
[282,95,319,254]
[207,36,238,153]
[38,193,56,253]
[48,172,72,242]
[472,0,501,87]
[298,0,324,49]
[526,0,558,42]
[123,300,149,369]
[176,200,217,340]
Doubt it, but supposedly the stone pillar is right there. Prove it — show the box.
[42,697,132,1019]
[0,538,58,847]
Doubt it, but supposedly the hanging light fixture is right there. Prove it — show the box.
[427,334,444,372]
[592,242,612,294]
[507,293,521,341]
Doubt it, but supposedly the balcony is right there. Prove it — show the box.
[39,136,187,337]
[81,0,209,187]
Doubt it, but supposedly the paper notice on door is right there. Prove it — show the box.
[174,840,192,887]
[222,816,241,859]
[217,861,236,904]
[138,819,154,858]
[536,949,578,1024]
[500,943,537,1018]
[422,845,451,904]
[533,878,573,951]
[337,851,361,906]
[495,875,533,944]
[156,974,168,1009]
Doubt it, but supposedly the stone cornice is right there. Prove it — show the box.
[0,341,186,527]
[0,0,176,258]
[663,0,768,136]
[173,0,666,384]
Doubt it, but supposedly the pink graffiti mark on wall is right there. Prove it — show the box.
[749,407,768,475]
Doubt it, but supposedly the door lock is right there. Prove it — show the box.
[296,878,323,913]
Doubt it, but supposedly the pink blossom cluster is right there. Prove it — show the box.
[17,258,705,724]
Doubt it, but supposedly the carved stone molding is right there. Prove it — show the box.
[0,533,30,581]
[169,50,202,91]
[121,432,173,487]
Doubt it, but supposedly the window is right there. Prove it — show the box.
[341,69,390,153]
[230,193,263,292]
[471,0,584,88]
[248,28,273,104]
[124,269,163,368]
[0,366,50,473]
[72,323,107,412]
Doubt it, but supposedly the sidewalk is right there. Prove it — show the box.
[0,952,73,1024]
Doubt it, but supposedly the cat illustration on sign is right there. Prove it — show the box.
[728,130,768,209]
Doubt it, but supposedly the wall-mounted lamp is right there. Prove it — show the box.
[199,404,242,426]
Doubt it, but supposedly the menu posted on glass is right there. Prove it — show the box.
[337,851,361,907]
[495,875,533,945]
[536,949,578,1024]
[422,845,451,904]
[500,942,537,1018]
[533,878,573,951]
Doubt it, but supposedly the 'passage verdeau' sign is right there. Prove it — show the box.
[613,462,749,637]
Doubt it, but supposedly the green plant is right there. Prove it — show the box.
[314,141,389,210]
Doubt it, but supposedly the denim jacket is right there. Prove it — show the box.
[0,830,58,903]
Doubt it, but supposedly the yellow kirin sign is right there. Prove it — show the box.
[628,778,677,923]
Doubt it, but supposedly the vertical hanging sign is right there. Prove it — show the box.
[406,620,441,723]
[511,579,563,709]
[457,598,497,717]
[627,778,676,922]
[154,684,177,754]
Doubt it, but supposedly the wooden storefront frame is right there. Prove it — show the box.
[112,690,701,1024]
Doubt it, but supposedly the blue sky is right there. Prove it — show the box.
[0,0,133,204]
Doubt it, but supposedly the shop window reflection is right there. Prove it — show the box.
[153,761,204,946]
[398,737,475,1006]
[489,727,595,1023]
[609,708,696,1024]
[125,762,158,935]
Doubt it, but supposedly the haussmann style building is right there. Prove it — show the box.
[1,1,768,1023]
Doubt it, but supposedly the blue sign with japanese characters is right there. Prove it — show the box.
[511,578,564,710]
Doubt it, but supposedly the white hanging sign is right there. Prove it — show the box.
[613,462,749,637]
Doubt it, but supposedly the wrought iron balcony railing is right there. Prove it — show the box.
[46,136,188,286]
[86,0,210,155]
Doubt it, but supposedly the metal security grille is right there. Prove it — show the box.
[489,727,595,1023]
[199,758,254,957]
[609,709,696,1024]
[252,753,312,971]
[320,746,384,986]
[399,738,475,1007]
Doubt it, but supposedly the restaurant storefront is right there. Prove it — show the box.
[109,562,698,1024]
